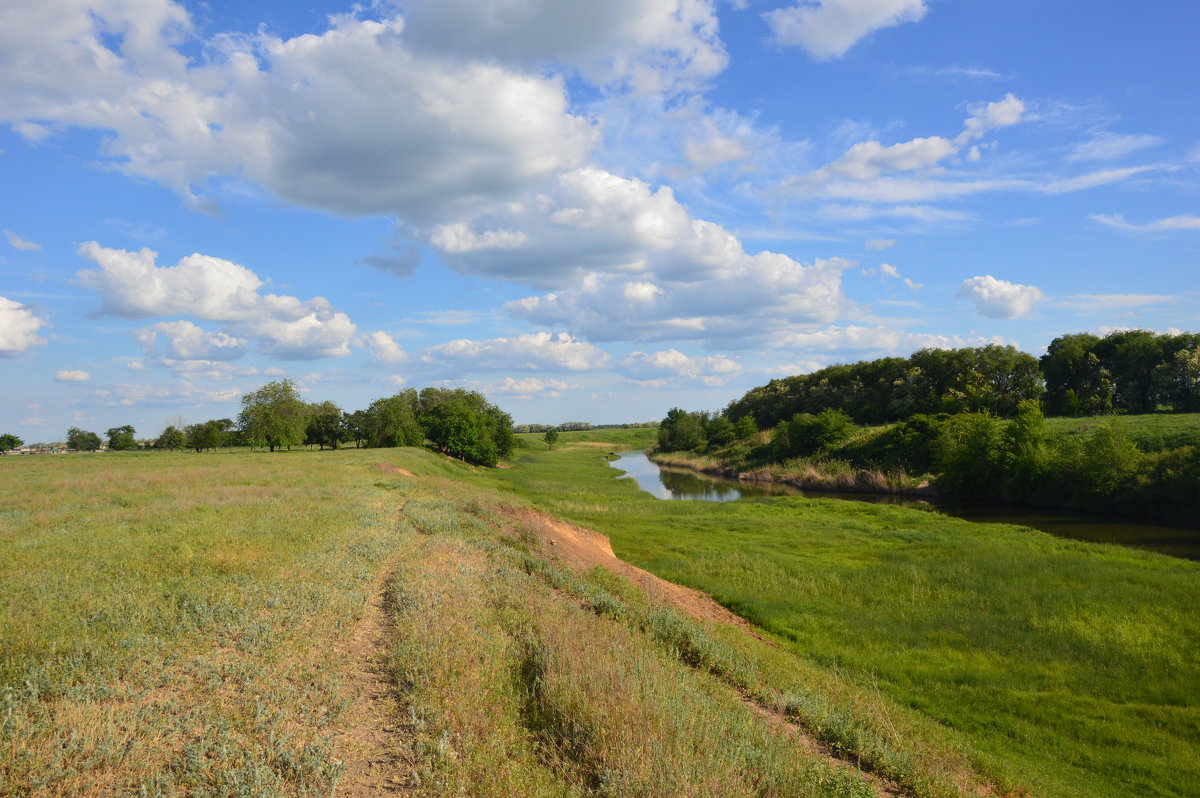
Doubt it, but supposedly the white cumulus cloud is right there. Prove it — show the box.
[398,0,727,95]
[364,331,408,364]
[0,4,597,221]
[956,275,1044,319]
[419,332,610,373]
[506,255,850,345]
[136,320,246,361]
[956,93,1025,145]
[54,369,91,382]
[764,0,929,61]
[77,243,358,360]
[0,297,47,358]
[774,324,1005,354]
[490,376,577,398]
[620,349,742,386]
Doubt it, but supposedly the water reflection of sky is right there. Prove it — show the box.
[611,451,745,502]
[608,451,1200,559]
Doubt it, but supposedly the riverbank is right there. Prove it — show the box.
[650,448,942,497]
[487,432,1200,797]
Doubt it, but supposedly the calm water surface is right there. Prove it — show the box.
[610,450,1200,560]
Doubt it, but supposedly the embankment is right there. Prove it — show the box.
[650,450,941,497]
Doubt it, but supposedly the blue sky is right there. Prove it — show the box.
[1,0,1197,442]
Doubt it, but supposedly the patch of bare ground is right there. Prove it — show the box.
[495,505,751,630]
[376,463,415,477]
[332,540,416,796]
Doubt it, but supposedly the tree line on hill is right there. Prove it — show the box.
[724,330,1200,430]
[657,330,1200,523]
[25,380,517,466]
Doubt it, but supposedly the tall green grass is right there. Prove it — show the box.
[476,437,1200,798]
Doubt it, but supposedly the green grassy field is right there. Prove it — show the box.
[481,430,1200,798]
[2,445,914,797]
[1045,412,1200,452]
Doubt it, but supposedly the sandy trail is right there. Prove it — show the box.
[332,502,415,796]
[376,463,415,477]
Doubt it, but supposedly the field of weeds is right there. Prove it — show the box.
[3,444,949,797]
[481,431,1200,798]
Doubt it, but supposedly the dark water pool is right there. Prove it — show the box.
[610,451,1200,560]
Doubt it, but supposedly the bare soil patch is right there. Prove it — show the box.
[495,505,753,631]
[332,552,416,796]
[376,463,415,477]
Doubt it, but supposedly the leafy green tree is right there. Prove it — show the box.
[543,429,559,449]
[998,400,1052,500]
[1095,329,1167,414]
[1078,417,1143,497]
[933,413,1001,498]
[106,425,138,451]
[704,416,735,449]
[305,401,347,449]
[0,434,22,451]
[237,379,308,452]
[1156,348,1200,412]
[66,427,102,451]
[186,420,226,452]
[732,415,758,440]
[417,388,515,465]
[657,408,706,452]
[155,426,186,451]
[342,410,369,448]
[784,408,855,457]
[363,391,422,448]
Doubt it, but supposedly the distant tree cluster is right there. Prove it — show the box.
[67,427,103,451]
[0,434,23,451]
[724,333,1199,431]
[513,421,597,434]
[657,409,756,453]
[1041,330,1200,416]
[235,379,514,465]
[725,344,1044,430]
[46,380,517,467]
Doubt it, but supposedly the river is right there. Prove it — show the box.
[610,450,1200,561]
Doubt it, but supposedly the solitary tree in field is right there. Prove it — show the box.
[238,379,307,452]
[66,427,102,451]
[543,429,559,449]
[0,434,22,451]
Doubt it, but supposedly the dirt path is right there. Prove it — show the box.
[376,463,415,477]
[333,503,416,796]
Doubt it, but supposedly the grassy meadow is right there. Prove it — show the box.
[3,444,911,798]
[1045,411,1200,452]
[4,431,1197,797]
[482,430,1200,798]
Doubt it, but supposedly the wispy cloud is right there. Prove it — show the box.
[1089,214,1200,233]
